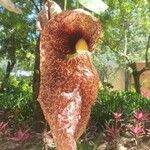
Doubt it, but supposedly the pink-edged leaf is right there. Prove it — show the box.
[130,123,145,136]
[134,111,149,121]
[12,129,30,143]
[113,112,122,121]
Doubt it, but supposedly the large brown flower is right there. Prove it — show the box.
[38,9,101,150]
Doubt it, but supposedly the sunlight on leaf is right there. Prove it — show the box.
[0,0,22,14]
[78,0,108,14]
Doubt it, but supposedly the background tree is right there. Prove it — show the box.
[95,0,150,93]
[0,0,36,92]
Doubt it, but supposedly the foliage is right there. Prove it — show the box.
[92,90,150,124]
[0,0,36,92]
[96,0,150,93]
[104,111,150,149]
[93,50,119,83]
[0,0,36,69]
[1,78,150,129]
[0,1,150,149]
[104,112,122,149]
[0,77,33,122]
[12,129,30,144]
[0,122,9,137]
[0,122,32,148]
[99,0,149,58]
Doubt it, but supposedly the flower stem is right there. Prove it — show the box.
[64,0,67,10]
[76,0,79,8]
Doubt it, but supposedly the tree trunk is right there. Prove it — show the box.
[33,36,40,103]
[124,67,131,91]
[129,62,141,94]
[127,36,150,94]
[0,59,16,92]
[132,71,141,94]
[124,30,131,91]
[32,35,46,132]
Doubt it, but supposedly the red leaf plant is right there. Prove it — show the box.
[130,123,145,137]
[134,111,150,137]
[105,125,118,144]
[113,112,122,121]
[12,129,30,144]
[134,111,149,122]
[104,112,123,148]
[0,122,8,137]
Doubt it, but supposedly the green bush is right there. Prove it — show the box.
[0,77,34,122]
[1,76,150,128]
[92,90,150,124]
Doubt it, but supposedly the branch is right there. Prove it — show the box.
[145,35,150,67]
[30,0,40,13]
[138,67,150,75]
[99,37,124,53]
[99,37,114,51]
[99,37,132,63]
[129,36,150,76]
[39,0,43,10]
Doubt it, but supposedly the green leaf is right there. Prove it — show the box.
[78,0,108,14]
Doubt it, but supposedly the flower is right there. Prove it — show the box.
[38,7,101,149]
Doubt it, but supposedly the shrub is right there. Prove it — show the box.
[92,90,150,124]
[0,77,34,122]
[104,111,150,149]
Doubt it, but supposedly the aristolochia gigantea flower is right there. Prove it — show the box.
[38,5,101,150]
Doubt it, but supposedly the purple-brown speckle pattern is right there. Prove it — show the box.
[38,9,101,150]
